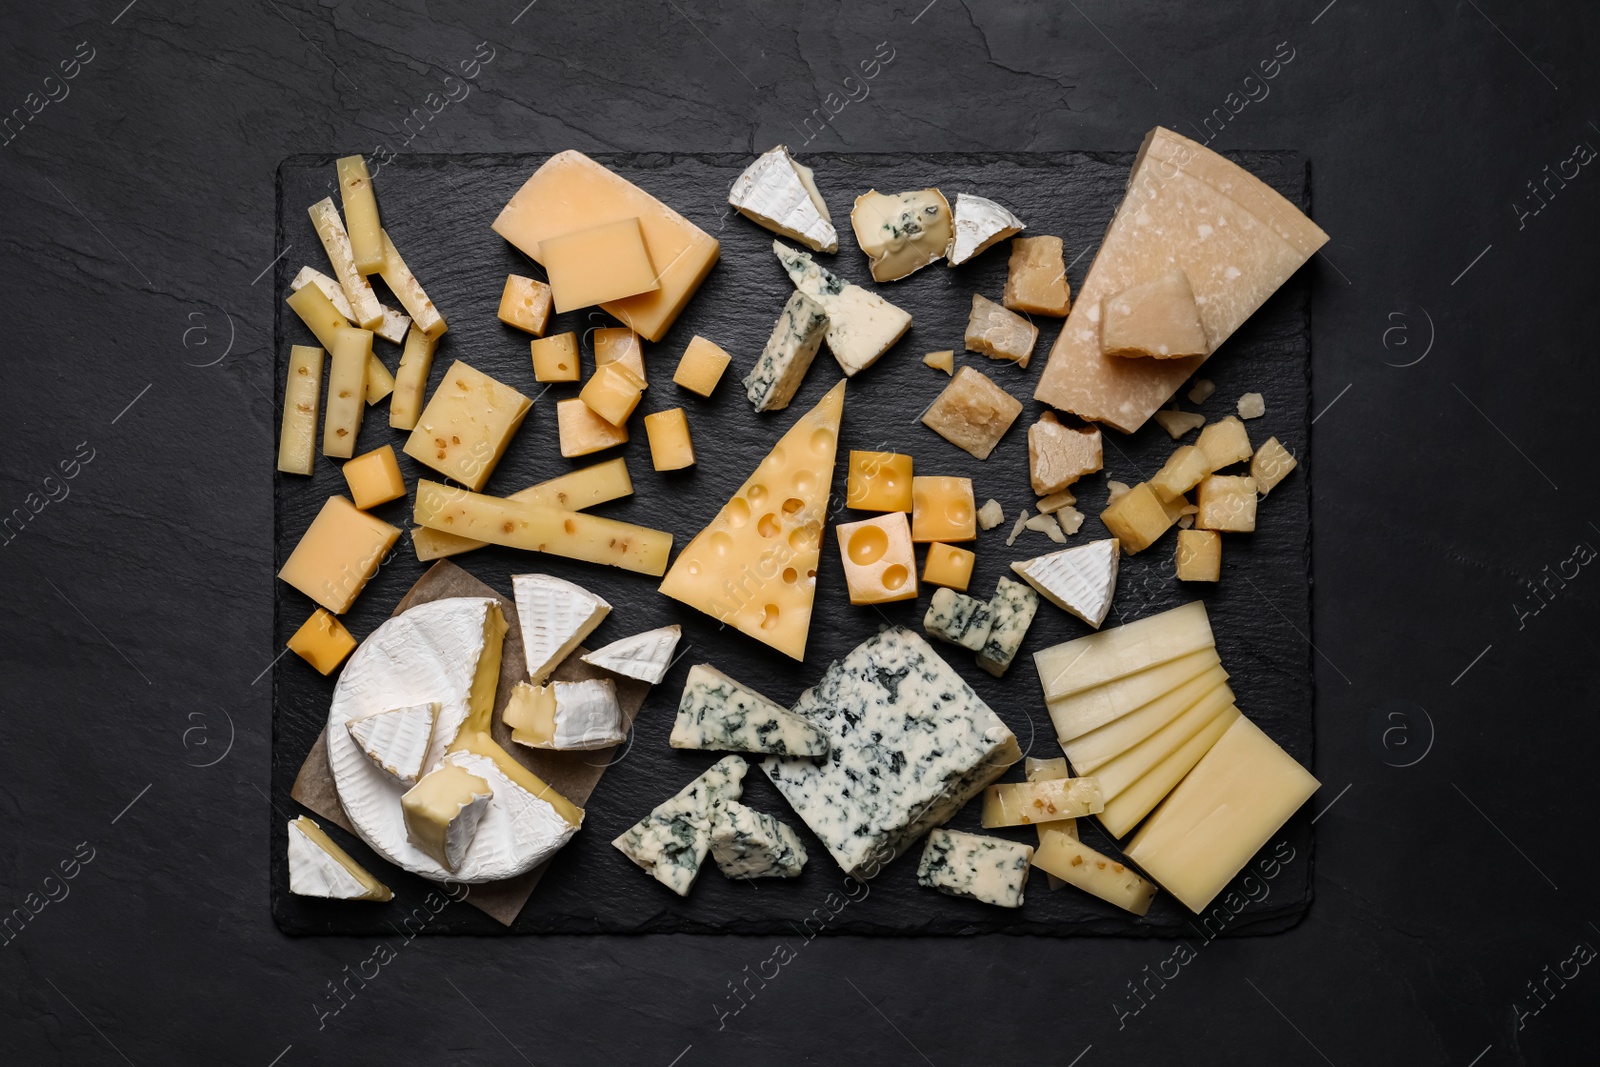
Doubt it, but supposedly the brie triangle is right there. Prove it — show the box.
[581,624,682,684]
[346,702,437,785]
[287,816,393,901]
[729,146,838,253]
[773,241,911,376]
[1012,538,1121,628]
[512,573,611,683]
[946,193,1025,266]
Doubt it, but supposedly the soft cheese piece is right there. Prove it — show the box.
[289,266,410,345]
[1176,528,1222,581]
[390,327,439,431]
[658,380,844,661]
[557,398,630,456]
[1028,412,1103,495]
[673,335,732,396]
[1035,127,1329,432]
[1098,705,1240,839]
[402,361,532,492]
[503,678,626,750]
[670,663,829,757]
[921,366,1023,461]
[1011,538,1120,629]
[1035,600,1215,702]
[773,241,912,376]
[581,624,682,684]
[401,760,494,872]
[322,327,370,459]
[729,146,838,253]
[540,216,660,313]
[917,829,1033,908]
[644,408,696,471]
[1033,824,1158,916]
[376,230,446,339]
[613,755,748,896]
[846,450,913,512]
[710,800,809,878]
[492,150,720,341]
[965,294,1038,367]
[1196,475,1258,532]
[416,461,634,561]
[308,197,385,329]
[921,542,975,591]
[279,496,400,614]
[946,194,1025,266]
[1125,715,1319,910]
[287,816,392,901]
[277,344,323,475]
[923,587,995,651]
[287,608,357,674]
[1059,665,1229,772]
[976,575,1040,677]
[744,291,829,412]
[1046,646,1223,742]
[763,627,1021,878]
[911,476,976,542]
[1100,269,1209,359]
[850,188,953,281]
[1004,235,1072,316]
[512,572,611,682]
[335,155,384,274]
[982,777,1103,827]
[346,702,438,785]
[1250,436,1297,495]
[836,512,918,605]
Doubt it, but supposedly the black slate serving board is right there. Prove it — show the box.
[272,151,1315,936]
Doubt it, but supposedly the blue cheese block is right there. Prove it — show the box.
[976,575,1040,677]
[923,587,996,651]
[763,627,1022,879]
[612,755,747,896]
[916,828,1034,908]
[743,290,829,412]
[670,663,830,757]
[709,800,808,878]
[773,240,912,376]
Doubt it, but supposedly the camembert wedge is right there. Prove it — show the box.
[287,817,393,901]
[729,146,837,253]
[512,572,611,682]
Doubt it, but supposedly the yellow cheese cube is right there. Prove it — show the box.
[578,361,646,427]
[1196,475,1258,532]
[341,444,406,510]
[594,328,647,382]
[1003,235,1071,317]
[673,335,731,396]
[539,216,660,313]
[336,155,383,274]
[922,542,975,592]
[279,496,401,613]
[286,608,357,675]
[1250,436,1298,495]
[1150,444,1210,501]
[531,332,581,382]
[836,513,917,605]
[497,274,553,336]
[402,361,531,492]
[390,327,439,431]
[1196,416,1253,470]
[1176,529,1221,582]
[1100,482,1175,554]
[911,476,976,543]
[846,450,913,512]
[644,408,695,471]
[557,397,629,457]
[277,345,323,476]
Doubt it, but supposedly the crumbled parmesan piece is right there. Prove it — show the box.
[1024,513,1066,543]
[977,498,1006,530]
[1007,509,1030,547]
[1003,236,1071,317]
[1106,480,1132,503]
[1237,392,1266,419]
[1177,514,1195,529]
[1035,490,1076,514]
[1187,379,1215,405]
[1250,437,1298,495]
[1056,506,1085,536]
[921,366,1024,460]
[1028,412,1103,495]
[1154,409,1206,438]
[965,294,1038,367]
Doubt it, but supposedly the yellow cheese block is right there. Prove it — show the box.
[658,379,845,660]
[911,476,975,543]
[411,458,634,561]
[1196,475,1258,532]
[578,361,646,427]
[491,151,720,341]
[389,327,439,431]
[673,335,731,396]
[594,328,646,382]
[341,444,405,510]
[498,275,553,337]
[557,398,629,457]
[644,408,695,471]
[1125,715,1319,911]
[846,450,913,512]
[921,542,975,592]
[336,155,384,274]
[1098,705,1239,839]
[531,332,581,383]
[540,217,660,313]
[322,328,371,459]
[1250,437,1298,495]
[1100,482,1176,554]
[1176,528,1221,581]
[277,345,323,476]
[835,512,917,605]
[279,495,401,614]
[286,607,356,675]
[402,360,531,492]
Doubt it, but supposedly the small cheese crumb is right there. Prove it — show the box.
[1007,508,1030,547]
[1187,379,1215,404]
[1036,490,1076,514]
[977,498,1005,530]
[1106,480,1132,503]
[1177,514,1195,529]
[1237,392,1266,419]
[1024,513,1066,543]
[1154,409,1206,438]
[1056,506,1084,536]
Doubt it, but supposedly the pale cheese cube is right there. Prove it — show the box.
[921,366,1023,461]
[965,293,1038,366]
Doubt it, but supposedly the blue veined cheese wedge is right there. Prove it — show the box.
[773,241,912,376]
[976,575,1040,677]
[916,828,1033,908]
[670,664,830,757]
[709,800,808,878]
[923,587,995,651]
[763,628,1021,879]
[743,290,829,412]
[613,755,747,896]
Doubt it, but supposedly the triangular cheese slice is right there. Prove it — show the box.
[774,242,911,376]
[512,574,611,682]
[658,381,845,660]
[669,663,830,756]
[581,624,682,684]
[729,146,838,253]
[346,702,437,785]
[287,816,393,901]
[612,755,748,896]
[945,193,1025,266]
[1011,538,1120,628]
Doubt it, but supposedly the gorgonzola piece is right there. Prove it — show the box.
[612,755,747,896]
[773,241,912,376]
[743,291,829,412]
[923,587,995,651]
[671,663,829,757]
[709,800,808,878]
[916,828,1033,908]
[976,575,1040,678]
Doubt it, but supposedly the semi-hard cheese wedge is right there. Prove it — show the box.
[377,230,447,338]
[322,328,371,459]
[946,194,1025,266]
[850,188,952,282]
[512,572,611,682]
[402,361,531,491]
[658,380,845,660]
[917,829,1033,908]
[613,755,748,896]
[1100,269,1208,359]
[287,817,392,901]
[279,496,401,614]
[773,241,912,376]
[981,777,1104,827]
[1098,705,1240,839]
[335,155,384,274]
[277,345,323,475]
[976,575,1040,677]
[744,291,829,412]
[1125,714,1319,911]
[503,678,626,751]
[1087,683,1237,800]
[414,481,673,576]
[1047,646,1223,742]
[492,151,720,341]
[709,800,809,878]
[307,197,385,329]
[1032,823,1157,916]
[414,460,634,561]
[346,702,437,786]
[729,146,837,253]
[670,663,829,757]
[540,216,660,313]
[1060,664,1229,772]
[1011,538,1120,629]
[581,624,682,684]
[763,627,1021,878]
[1035,127,1330,432]
[1035,600,1214,702]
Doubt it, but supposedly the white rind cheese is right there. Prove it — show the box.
[345,702,437,786]
[945,194,1025,266]
[581,624,682,684]
[728,146,838,253]
[763,627,1021,879]
[709,800,808,878]
[773,241,913,377]
[613,755,748,896]
[401,760,494,872]
[923,587,995,651]
[287,817,393,901]
[743,291,829,412]
[512,573,612,683]
[505,678,627,751]
[976,576,1040,677]
[850,188,953,282]
[1011,538,1120,629]
[916,828,1033,908]
[670,663,829,757]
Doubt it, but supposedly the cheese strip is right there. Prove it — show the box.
[289,267,410,344]
[411,458,634,560]
[1046,646,1221,741]
[322,328,370,459]
[1098,705,1239,838]
[1026,757,1073,890]
[1061,665,1229,773]
[285,280,402,396]
[363,353,394,405]
[1034,601,1213,702]
[1034,127,1329,432]
[413,479,671,576]
[981,777,1103,827]
[1085,683,1236,800]
[491,151,720,341]
[389,327,438,431]
[377,230,447,338]
[1033,824,1158,916]
[336,155,384,273]
[307,197,385,329]
[277,345,323,475]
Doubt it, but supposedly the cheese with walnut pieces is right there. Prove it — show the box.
[916,828,1033,908]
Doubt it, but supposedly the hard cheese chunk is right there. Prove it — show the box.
[917,829,1033,908]
[673,335,732,396]
[922,542,975,591]
[287,817,392,901]
[503,678,625,750]
[836,513,918,605]
[658,381,844,660]
[540,216,660,313]
[922,367,1023,461]
[773,241,912,376]
[924,350,955,375]
[911,476,976,543]
[613,755,747,896]
[1101,482,1179,554]
[390,327,439,431]
[1034,127,1329,432]
[1251,436,1298,495]
[402,361,531,491]
[1100,269,1209,359]
[1196,416,1253,469]
[531,332,580,383]
[728,146,837,253]
[1035,600,1215,702]
[1150,445,1210,500]
[277,344,323,475]
[850,188,953,282]
[709,800,808,878]
[1032,824,1157,916]
[401,761,493,872]
[671,663,829,757]
[557,398,629,457]
[744,291,829,412]
[1028,412,1103,495]
[976,575,1039,677]
[846,450,913,512]
[982,777,1104,827]
[498,275,553,337]
[1176,528,1222,581]
[923,587,994,651]
[965,293,1038,367]
[341,444,404,509]
[279,496,401,613]
[763,627,1021,879]
[1004,235,1071,316]
[336,155,383,273]
[416,461,634,561]
[286,607,356,674]
[492,150,719,341]
[644,408,696,471]
[1125,715,1319,911]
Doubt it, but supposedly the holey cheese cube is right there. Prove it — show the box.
[847,450,914,512]
[912,476,976,543]
[763,627,1022,879]
[836,513,918,605]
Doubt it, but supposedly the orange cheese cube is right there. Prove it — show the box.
[836,513,918,605]
[341,445,405,510]
[278,496,401,613]
[846,450,913,512]
[644,408,696,471]
[672,335,730,396]
[287,608,357,675]
[922,542,976,592]
[497,274,553,336]
[531,333,580,382]
[911,476,976,543]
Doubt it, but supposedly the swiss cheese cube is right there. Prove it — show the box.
[673,335,731,396]
[540,217,660,313]
[922,542,975,592]
[846,450,913,512]
[286,607,357,675]
[1176,529,1221,581]
[557,398,628,457]
[1196,475,1258,532]
[278,495,401,613]
[402,361,531,491]
[578,361,646,427]
[1003,235,1071,316]
[531,332,581,383]
[497,275,553,337]
[341,445,405,509]
[836,513,917,605]
[911,476,976,543]
[643,408,696,471]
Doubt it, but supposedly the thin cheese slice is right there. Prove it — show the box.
[658,380,844,660]
[1034,601,1214,702]
[540,216,661,312]
[1046,645,1221,741]
[1098,705,1239,839]
[1034,127,1329,432]
[1085,682,1236,799]
[307,197,385,329]
[413,459,634,561]
[1061,665,1229,773]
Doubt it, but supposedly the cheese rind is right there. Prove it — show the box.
[976,575,1040,677]
[390,327,439,431]
[709,800,809,878]
[416,461,634,561]
[835,513,918,606]
[613,756,748,896]
[1034,601,1215,701]
[287,817,393,901]
[1028,412,1103,495]
[982,777,1104,827]
[729,146,838,253]
[278,345,323,475]
[346,702,437,785]
[965,293,1038,367]
[540,216,660,312]
[402,361,531,491]
[670,663,830,757]
[341,444,405,510]
[946,193,1025,266]
[377,230,447,339]
[1032,824,1157,916]
[322,328,371,459]
[308,197,385,329]
[581,625,682,684]
[923,587,994,651]
[921,367,1023,461]
[921,542,975,592]
[1004,235,1071,316]
[772,241,912,376]
[512,572,612,682]
[286,607,356,674]
[850,188,953,282]
[1100,269,1209,359]
[744,291,829,412]
[279,495,400,614]
[916,829,1032,908]
[1011,538,1120,628]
